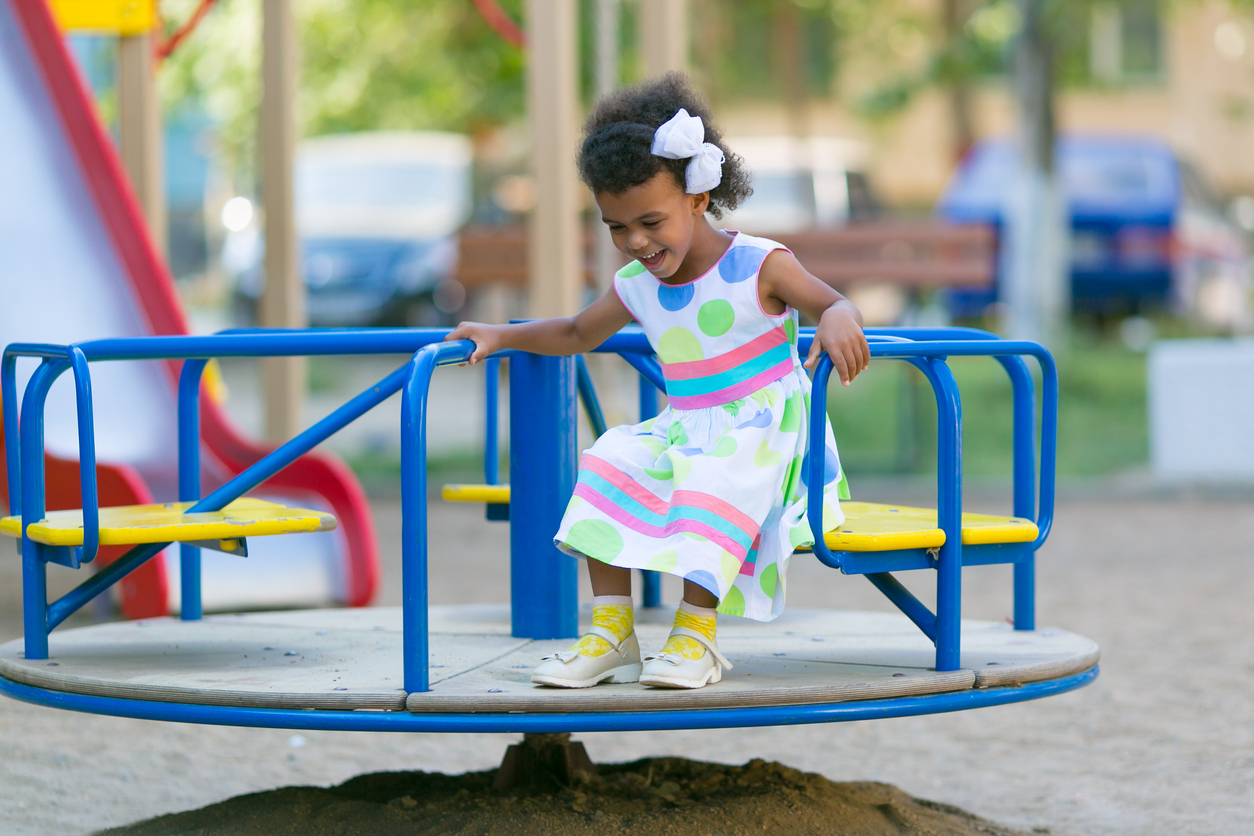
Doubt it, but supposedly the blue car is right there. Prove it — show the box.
[939,136,1249,320]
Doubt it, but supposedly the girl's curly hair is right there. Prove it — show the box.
[577,73,752,219]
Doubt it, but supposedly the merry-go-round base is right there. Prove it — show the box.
[0,604,1099,732]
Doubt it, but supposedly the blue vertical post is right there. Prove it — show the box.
[922,358,963,672]
[638,373,662,608]
[177,360,209,621]
[18,360,67,660]
[509,352,578,639]
[483,356,500,485]
[999,356,1036,631]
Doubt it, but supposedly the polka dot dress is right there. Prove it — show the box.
[554,232,848,622]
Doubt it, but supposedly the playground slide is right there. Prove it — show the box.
[0,0,379,617]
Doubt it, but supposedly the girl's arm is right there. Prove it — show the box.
[758,249,870,386]
[445,287,635,365]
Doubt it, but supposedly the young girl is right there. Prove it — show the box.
[447,73,868,690]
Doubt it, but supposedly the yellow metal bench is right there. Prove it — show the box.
[0,497,337,552]
[441,486,1035,552]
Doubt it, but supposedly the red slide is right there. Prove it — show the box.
[1,0,379,617]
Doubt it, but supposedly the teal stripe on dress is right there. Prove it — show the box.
[576,470,755,550]
[663,342,793,398]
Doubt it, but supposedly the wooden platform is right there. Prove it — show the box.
[0,606,1098,715]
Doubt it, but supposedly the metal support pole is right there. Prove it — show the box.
[177,360,209,621]
[509,352,578,639]
[525,0,582,319]
[117,32,165,254]
[260,0,306,442]
[639,0,688,77]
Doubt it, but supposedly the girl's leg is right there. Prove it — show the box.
[682,579,718,609]
[587,556,632,597]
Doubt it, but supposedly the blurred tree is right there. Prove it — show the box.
[159,0,525,188]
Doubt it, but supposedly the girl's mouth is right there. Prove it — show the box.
[640,249,666,271]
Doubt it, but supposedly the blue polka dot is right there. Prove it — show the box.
[657,282,695,311]
[717,246,769,283]
[800,445,842,488]
[684,570,721,596]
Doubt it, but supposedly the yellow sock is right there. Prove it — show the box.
[571,595,634,658]
[662,601,717,660]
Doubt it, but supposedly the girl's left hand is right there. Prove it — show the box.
[804,303,869,386]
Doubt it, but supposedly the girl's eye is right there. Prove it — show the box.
[643,220,660,228]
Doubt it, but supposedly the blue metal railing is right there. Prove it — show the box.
[2,325,1056,690]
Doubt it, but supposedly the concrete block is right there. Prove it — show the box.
[1149,339,1254,480]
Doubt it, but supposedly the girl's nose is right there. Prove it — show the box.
[627,231,650,252]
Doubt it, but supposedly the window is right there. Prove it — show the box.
[1089,1,1165,84]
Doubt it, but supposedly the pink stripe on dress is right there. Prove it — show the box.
[666,358,795,410]
[583,455,761,540]
[580,455,670,515]
[662,327,789,381]
[572,484,750,559]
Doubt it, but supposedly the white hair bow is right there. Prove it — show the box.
[650,108,725,194]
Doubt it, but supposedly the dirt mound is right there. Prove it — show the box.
[100,757,1031,836]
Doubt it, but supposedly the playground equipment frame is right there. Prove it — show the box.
[2,325,1075,733]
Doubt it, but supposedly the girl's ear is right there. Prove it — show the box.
[691,191,710,216]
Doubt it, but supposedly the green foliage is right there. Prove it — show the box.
[158,0,525,186]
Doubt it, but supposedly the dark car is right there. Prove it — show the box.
[230,131,472,327]
[939,135,1249,323]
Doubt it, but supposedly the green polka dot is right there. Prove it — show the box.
[721,550,742,584]
[721,398,745,415]
[668,450,693,486]
[639,417,656,432]
[823,502,840,531]
[657,327,704,364]
[789,522,813,549]
[565,495,583,514]
[754,440,783,468]
[836,471,851,501]
[712,436,737,457]
[647,549,678,572]
[780,391,804,434]
[804,392,810,412]
[564,519,623,561]
[759,563,779,597]
[667,421,688,446]
[784,317,797,345]
[718,586,746,617]
[642,465,674,481]
[697,299,735,337]
[618,260,646,278]
[681,532,708,542]
[640,437,667,459]
[781,454,803,502]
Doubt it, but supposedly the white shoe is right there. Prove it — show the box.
[639,627,733,689]
[530,626,642,688]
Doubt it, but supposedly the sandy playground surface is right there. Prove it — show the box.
[1,492,1252,834]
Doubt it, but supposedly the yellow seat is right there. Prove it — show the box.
[442,485,1036,553]
[809,501,1037,552]
[442,484,510,504]
[0,497,337,547]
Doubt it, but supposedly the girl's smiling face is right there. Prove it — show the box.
[596,172,710,282]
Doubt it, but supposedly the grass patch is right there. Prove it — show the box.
[828,344,1146,480]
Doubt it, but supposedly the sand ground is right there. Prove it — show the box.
[1,493,1252,835]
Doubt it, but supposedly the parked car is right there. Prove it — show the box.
[939,135,1250,324]
[230,131,473,327]
[718,136,880,234]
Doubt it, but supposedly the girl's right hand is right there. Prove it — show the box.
[445,321,502,365]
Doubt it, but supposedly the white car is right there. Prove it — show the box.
[230,131,474,326]
[718,136,879,234]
